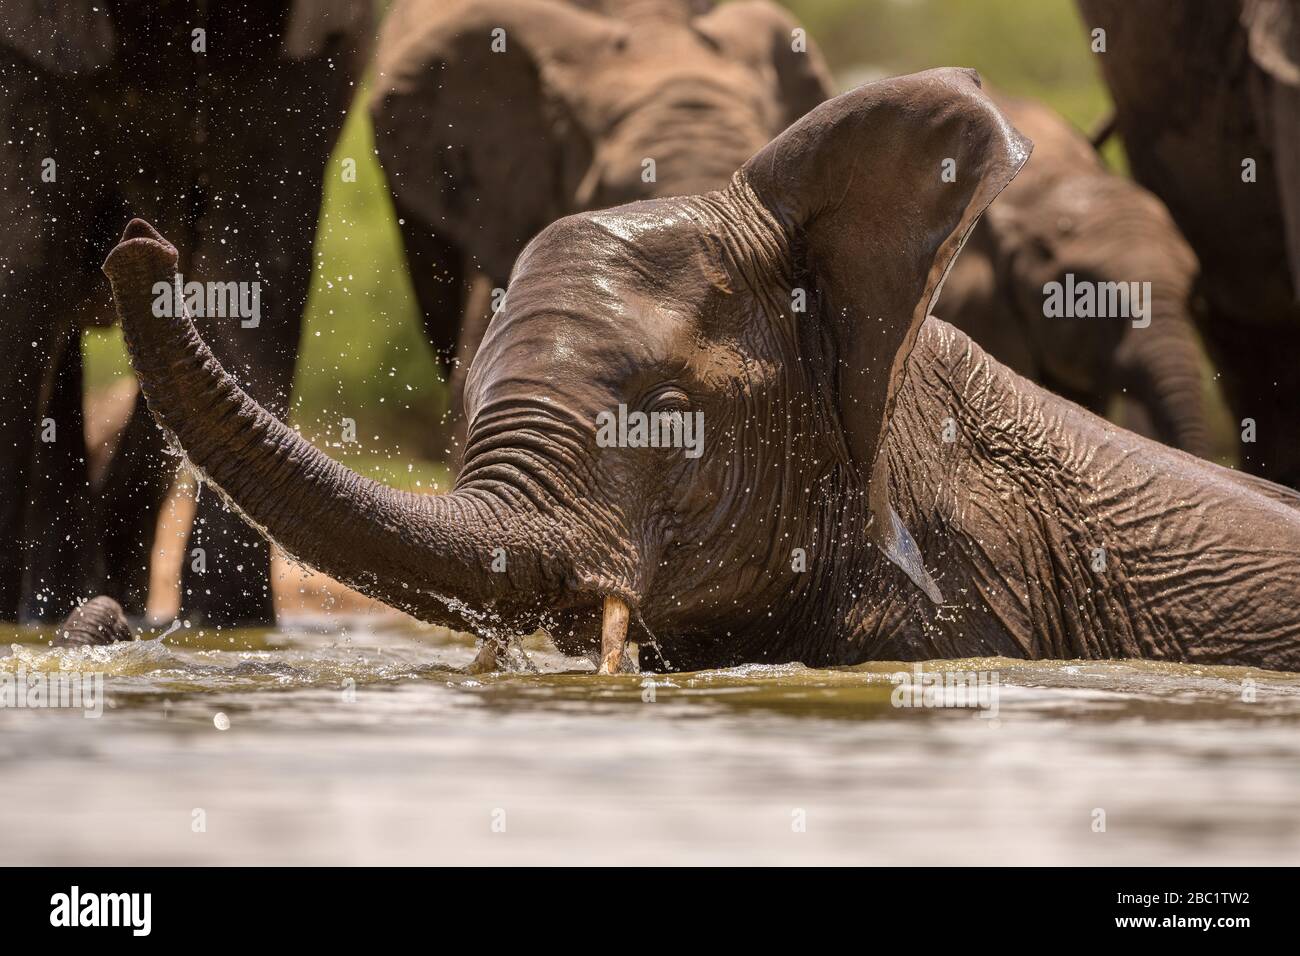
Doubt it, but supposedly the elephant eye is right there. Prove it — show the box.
[645,387,691,415]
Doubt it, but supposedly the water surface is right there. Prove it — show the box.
[2,617,1297,865]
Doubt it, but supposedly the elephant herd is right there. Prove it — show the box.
[5,0,1300,672]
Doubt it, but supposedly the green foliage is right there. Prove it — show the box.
[787,0,1108,126]
[289,94,450,460]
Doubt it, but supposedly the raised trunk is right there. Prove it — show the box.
[101,220,546,632]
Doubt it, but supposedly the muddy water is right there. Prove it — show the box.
[1,617,1297,865]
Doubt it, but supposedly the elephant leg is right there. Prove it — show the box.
[20,332,96,622]
[181,493,275,626]
[0,61,59,620]
[0,335,44,621]
[394,206,472,368]
[96,393,174,618]
[389,200,502,463]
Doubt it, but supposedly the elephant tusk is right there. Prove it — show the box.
[598,595,631,675]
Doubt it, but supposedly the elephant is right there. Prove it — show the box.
[0,0,370,626]
[101,71,1300,674]
[368,0,833,452]
[52,596,133,648]
[1077,0,1300,486]
[938,91,1213,458]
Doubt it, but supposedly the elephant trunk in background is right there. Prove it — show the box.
[1080,212,1215,458]
[933,90,1215,461]
[1086,187,1213,458]
[100,221,559,635]
[1114,257,1212,459]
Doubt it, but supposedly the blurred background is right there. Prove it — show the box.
[82,0,1121,487]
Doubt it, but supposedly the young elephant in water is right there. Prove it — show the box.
[938,92,1213,458]
[103,71,1300,673]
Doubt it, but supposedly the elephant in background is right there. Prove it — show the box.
[0,0,370,625]
[104,71,1300,673]
[938,91,1213,458]
[1078,0,1300,486]
[52,595,133,648]
[368,0,832,452]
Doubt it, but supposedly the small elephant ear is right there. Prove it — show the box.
[0,0,114,74]
[1243,0,1300,85]
[693,0,835,128]
[369,0,621,280]
[741,69,1031,601]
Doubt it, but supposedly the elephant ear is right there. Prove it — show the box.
[1243,0,1300,85]
[740,69,1031,602]
[0,0,114,74]
[281,0,370,60]
[1242,0,1300,296]
[693,0,834,128]
[370,0,621,279]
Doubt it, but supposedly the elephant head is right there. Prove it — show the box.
[103,70,1028,671]
[369,0,833,283]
